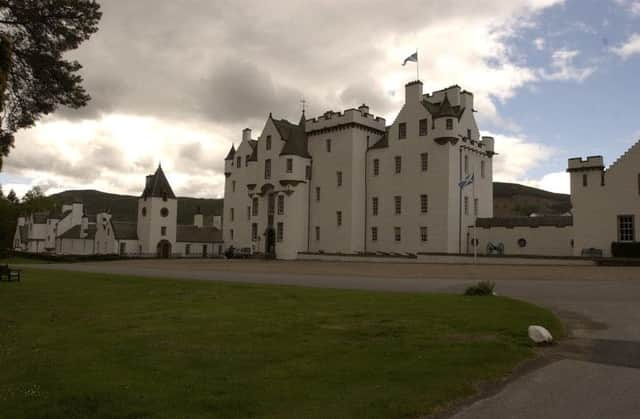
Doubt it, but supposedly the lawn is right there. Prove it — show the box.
[0,269,563,419]
[0,256,50,264]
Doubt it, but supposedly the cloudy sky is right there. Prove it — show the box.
[1,0,639,198]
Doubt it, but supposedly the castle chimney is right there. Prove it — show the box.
[242,128,252,142]
[405,80,423,104]
[358,104,369,114]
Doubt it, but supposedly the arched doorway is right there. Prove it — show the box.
[157,240,172,258]
[265,227,276,259]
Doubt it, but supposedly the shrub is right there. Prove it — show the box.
[464,281,496,296]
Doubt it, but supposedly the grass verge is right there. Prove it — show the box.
[0,269,563,419]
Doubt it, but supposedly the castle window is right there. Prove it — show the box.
[236,156,241,168]
[464,197,469,215]
[161,226,167,236]
[464,155,469,175]
[277,195,284,215]
[141,207,147,217]
[398,122,407,139]
[373,159,380,176]
[420,226,428,242]
[372,197,378,216]
[371,226,378,242]
[395,156,402,174]
[230,229,234,240]
[446,119,453,130]
[316,187,320,202]
[618,215,635,242]
[161,207,169,217]
[337,171,343,187]
[185,244,191,255]
[252,198,259,216]
[266,135,272,150]
[474,198,479,216]
[232,180,236,192]
[252,223,258,241]
[247,206,251,220]
[315,226,320,241]
[286,158,293,173]
[277,222,284,242]
[162,192,168,202]
[395,196,402,215]
[602,172,606,186]
[582,174,588,187]
[306,165,311,180]
[394,227,401,242]
[326,139,332,153]
[420,194,428,213]
[265,159,271,179]
[419,119,428,136]
[467,129,472,140]
[337,211,342,226]
[481,160,485,178]
[230,208,234,222]
[421,153,429,172]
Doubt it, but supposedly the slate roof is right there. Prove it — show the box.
[248,140,258,162]
[141,165,176,199]
[476,216,573,228]
[369,128,390,150]
[273,114,311,158]
[57,224,97,240]
[224,145,236,161]
[177,225,223,243]
[422,93,465,120]
[111,222,138,240]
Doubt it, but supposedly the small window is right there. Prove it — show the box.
[373,159,380,176]
[266,135,272,150]
[618,215,635,241]
[265,159,271,179]
[277,195,284,215]
[277,222,284,242]
[236,156,241,168]
[161,207,169,217]
[395,196,402,215]
[162,192,168,202]
[421,153,428,172]
[252,223,258,241]
[481,160,485,178]
[394,227,401,242]
[316,187,320,202]
[286,158,293,173]
[371,226,378,241]
[141,207,147,217]
[420,226,428,242]
[315,226,320,241]
[337,211,342,226]
[602,172,606,187]
[230,229,234,240]
[464,196,469,215]
[395,156,402,174]
[518,238,527,248]
[326,139,332,153]
[245,155,249,167]
[372,197,379,216]
[474,198,479,216]
[467,129,472,140]
[247,206,251,220]
[252,198,259,216]
[398,122,407,139]
[419,119,428,136]
[582,174,588,187]
[420,194,428,213]
[185,244,191,255]
[446,119,453,130]
[464,155,469,175]
[230,208,234,222]
[161,226,167,236]
[337,171,343,187]
[232,180,236,192]
[306,165,311,180]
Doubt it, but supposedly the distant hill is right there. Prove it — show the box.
[50,183,570,222]
[50,190,223,224]
[493,182,571,217]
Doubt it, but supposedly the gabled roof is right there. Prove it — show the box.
[248,140,258,162]
[177,225,223,243]
[224,145,236,161]
[141,165,176,199]
[57,224,97,240]
[111,222,138,240]
[422,93,465,120]
[272,114,311,159]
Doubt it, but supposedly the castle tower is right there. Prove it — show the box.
[137,164,178,257]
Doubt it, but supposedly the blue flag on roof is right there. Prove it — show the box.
[458,173,474,188]
[402,51,418,66]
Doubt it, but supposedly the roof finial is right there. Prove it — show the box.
[301,96,306,114]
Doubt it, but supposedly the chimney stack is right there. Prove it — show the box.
[242,128,252,142]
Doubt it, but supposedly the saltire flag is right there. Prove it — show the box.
[402,51,418,66]
[458,173,474,188]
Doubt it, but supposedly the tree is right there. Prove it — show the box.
[6,187,16,203]
[0,1,102,169]
[21,185,52,213]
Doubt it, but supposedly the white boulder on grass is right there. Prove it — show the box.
[528,325,553,344]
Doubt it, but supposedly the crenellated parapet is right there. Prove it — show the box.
[305,106,386,136]
[567,156,604,172]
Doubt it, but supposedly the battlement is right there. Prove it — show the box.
[306,106,386,133]
[567,156,604,172]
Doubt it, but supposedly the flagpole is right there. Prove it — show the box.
[416,49,420,81]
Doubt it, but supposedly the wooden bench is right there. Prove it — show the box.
[0,264,21,282]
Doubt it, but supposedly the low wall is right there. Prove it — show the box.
[297,253,419,264]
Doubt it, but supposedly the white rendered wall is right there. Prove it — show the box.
[471,225,573,257]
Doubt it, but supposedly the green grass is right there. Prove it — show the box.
[0,256,50,265]
[0,269,563,419]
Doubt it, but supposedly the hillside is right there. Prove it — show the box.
[50,190,223,224]
[493,182,571,217]
[49,183,571,223]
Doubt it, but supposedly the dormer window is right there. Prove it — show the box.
[266,135,272,150]
[446,119,453,130]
